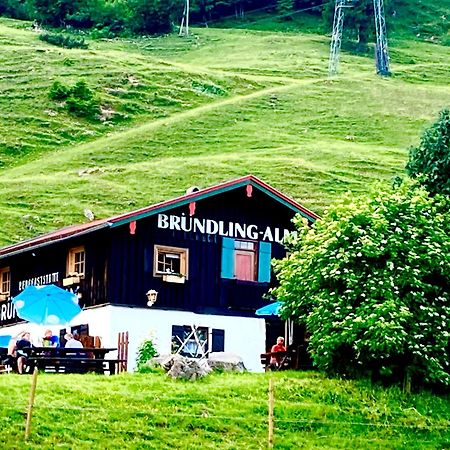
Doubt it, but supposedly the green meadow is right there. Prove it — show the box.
[0,15,449,246]
[0,371,449,449]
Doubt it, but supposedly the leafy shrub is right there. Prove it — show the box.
[48,81,70,101]
[406,109,450,196]
[39,32,88,49]
[48,80,100,120]
[136,338,158,372]
[273,182,450,391]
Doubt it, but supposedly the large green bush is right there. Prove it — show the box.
[406,108,450,196]
[273,182,450,390]
[49,80,100,120]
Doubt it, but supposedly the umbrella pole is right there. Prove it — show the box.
[25,367,39,440]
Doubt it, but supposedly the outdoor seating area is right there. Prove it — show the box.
[23,346,126,375]
[0,330,129,375]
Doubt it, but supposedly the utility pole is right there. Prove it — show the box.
[373,0,390,75]
[179,0,190,36]
[328,0,353,77]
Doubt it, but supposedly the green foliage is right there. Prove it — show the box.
[276,0,295,20]
[48,80,100,120]
[322,0,394,48]
[0,0,29,19]
[48,80,70,100]
[39,32,88,48]
[406,109,450,196]
[29,0,82,27]
[273,182,450,389]
[127,0,180,34]
[136,337,158,371]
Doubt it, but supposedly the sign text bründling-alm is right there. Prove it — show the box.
[157,214,290,243]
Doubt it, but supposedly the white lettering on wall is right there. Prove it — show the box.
[157,214,290,243]
[18,272,59,291]
[0,301,17,324]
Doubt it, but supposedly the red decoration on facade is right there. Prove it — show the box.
[129,221,136,235]
[246,185,253,198]
[189,202,196,216]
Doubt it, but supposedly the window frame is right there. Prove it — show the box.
[234,239,258,281]
[67,246,86,277]
[0,267,10,301]
[153,245,189,279]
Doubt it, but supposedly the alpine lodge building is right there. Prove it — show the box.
[0,175,318,371]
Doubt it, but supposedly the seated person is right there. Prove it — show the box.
[42,329,59,347]
[14,331,32,374]
[64,333,83,349]
[269,336,286,369]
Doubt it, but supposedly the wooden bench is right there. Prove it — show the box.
[28,357,128,375]
[260,350,295,371]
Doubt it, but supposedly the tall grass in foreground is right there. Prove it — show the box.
[0,371,448,449]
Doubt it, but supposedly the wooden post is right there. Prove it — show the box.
[268,377,274,449]
[25,367,39,440]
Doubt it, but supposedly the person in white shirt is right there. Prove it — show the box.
[64,333,83,349]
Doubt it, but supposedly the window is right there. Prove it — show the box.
[67,246,85,277]
[221,237,272,282]
[154,245,188,278]
[171,326,224,357]
[234,240,257,281]
[171,325,208,357]
[0,267,10,301]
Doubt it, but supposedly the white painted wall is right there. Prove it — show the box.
[1,305,267,372]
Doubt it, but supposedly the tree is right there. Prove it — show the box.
[322,0,392,51]
[272,183,450,390]
[127,0,181,35]
[406,109,450,196]
[28,0,83,27]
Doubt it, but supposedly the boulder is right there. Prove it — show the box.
[145,352,246,379]
[208,352,246,373]
[167,356,211,380]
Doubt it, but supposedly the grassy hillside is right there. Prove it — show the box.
[0,371,449,449]
[0,16,449,246]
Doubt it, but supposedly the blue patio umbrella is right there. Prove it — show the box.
[255,301,283,316]
[12,284,81,326]
[0,335,11,348]
[256,301,294,345]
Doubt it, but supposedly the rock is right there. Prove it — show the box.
[167,356,211,380]
[208,352,246,373]
[145,353,246,379]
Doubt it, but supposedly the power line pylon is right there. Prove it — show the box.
[179,0,190,36]
[328,0,353,77]
[328,0,391,77]
[373,0,390,75]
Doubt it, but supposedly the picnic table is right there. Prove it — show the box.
[22,347,126,375]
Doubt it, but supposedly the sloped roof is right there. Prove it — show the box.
[0,175,318,259]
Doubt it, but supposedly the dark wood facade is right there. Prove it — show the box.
[0,176,318,328]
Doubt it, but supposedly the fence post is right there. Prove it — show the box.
[25,367,39,440]
[268,377,274,449]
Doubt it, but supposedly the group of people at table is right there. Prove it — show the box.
[4,329,83,374]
